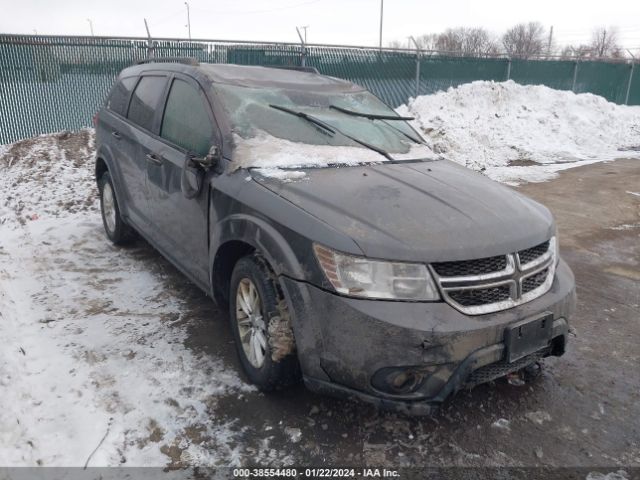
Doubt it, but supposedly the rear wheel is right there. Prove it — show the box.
[98,171,134,245]
[229,254,300,391]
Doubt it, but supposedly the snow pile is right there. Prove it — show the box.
[0,131,255,467]
[234,83,640,184]
[399,80,640,184]
[0,129,96,225]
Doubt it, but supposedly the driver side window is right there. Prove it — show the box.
[161,79,213,156]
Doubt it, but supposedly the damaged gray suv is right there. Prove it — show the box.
[95,59,576,415]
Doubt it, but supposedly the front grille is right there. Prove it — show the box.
[522,267,549,294]
[518,240,550,265]
[448,285,511,307]
[463,351,546,388]
[431,255,507,277]
[431,237,555,315]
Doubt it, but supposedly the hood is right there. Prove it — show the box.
[252,160,555,262]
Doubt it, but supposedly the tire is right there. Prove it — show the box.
[98,171,134,245]
[229,254,300,391]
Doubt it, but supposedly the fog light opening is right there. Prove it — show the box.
[371,366,436,395]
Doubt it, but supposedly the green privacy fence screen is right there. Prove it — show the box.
[1,34,638,144]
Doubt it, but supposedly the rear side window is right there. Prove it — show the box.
[160,79,212,156]
[107,76,137,116]
[127,76,167,132]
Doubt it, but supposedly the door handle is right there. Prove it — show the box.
[145,153,162,165]
[111,130,121,140]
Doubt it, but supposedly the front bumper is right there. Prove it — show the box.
[279,259,576,415]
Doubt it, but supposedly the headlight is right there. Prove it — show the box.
[547,235,558,267]
[313,244,440,301]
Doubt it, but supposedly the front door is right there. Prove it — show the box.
[145,75,216,286]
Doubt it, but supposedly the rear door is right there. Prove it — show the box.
[123,74,169,232]
[99,76,139,220]
[145,74,216,286]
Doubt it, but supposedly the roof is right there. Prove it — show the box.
[198,64,362,92]
[124,61,364,93]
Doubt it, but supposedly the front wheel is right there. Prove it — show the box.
[229,254,300,391]
[98,171,134,245]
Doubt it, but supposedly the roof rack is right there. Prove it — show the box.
[136,57,199,66]
[267,65,319,74]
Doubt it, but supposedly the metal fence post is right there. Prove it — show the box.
[144,19,154,59]
[296,27,306,67]
[625,62,635,105]
[572,60,579,92]
[625,50,636,105]
[410,36,421,98]
[506,57,511,80]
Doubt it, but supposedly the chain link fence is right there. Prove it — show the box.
[1,34,638,144]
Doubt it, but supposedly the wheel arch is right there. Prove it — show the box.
[210,214,306,306]
[95,144,128,219]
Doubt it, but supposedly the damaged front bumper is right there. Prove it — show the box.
[279,259,576,415]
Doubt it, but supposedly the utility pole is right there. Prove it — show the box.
[378,0,384,50]
[87,18,94,36]
[547,25,553,57]
[184,2,191,40]
[299,25,309,43]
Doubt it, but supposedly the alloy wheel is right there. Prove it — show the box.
[235,278,267,368]
[102,182,117,234]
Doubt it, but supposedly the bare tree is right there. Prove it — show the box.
[590,27,622,58]
[502,22,546,59]
[414,33,438,51]
[464,27,500,55]
[559,28,623,60]
[432,27,498,56]
[390,28,497,56]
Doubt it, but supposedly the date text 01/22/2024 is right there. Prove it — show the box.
[232,468,400,478]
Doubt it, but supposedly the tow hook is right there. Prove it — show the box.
[506,361,543,386]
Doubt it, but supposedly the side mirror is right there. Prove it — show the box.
[191,145,220,170]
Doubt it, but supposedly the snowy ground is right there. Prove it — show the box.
[398,80,640,184]
[0,132,257,466]
[1,83,639,469]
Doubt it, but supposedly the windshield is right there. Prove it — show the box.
[215,83,429,159]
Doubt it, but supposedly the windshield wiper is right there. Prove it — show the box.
[269,104,393,161]
[269,104,335,136]
[329,105,414,121]
[329,104,423,144]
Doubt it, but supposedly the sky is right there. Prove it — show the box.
[1,0,640,53]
